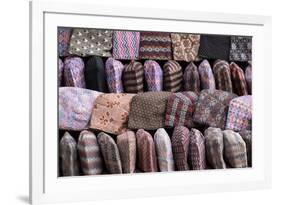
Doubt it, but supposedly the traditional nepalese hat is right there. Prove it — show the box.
[154,128,175,172]
[204,127,226,169]
[105,57,124,93]
[193,89,237,129]
[63,56,86,88]
[58,58,64,86]
[85,56,108,92]
[123,61,144,93]
[144,60,163,91]
[223,130,248,168]
[97,132,122,174]
[171,126,190,171]
[128,92,171,130]
[59,87,102,130]
[229,36,252,62]
[90,93,135,135]
[112,31,140,60]
[58,27,72,56]
[59,132,80,176]
[245,63,252,94]
[213,59,233,92]
[239,130,252,167]
[189,128,206,170]
[163,60,183,92]
[165,91,198,128]
[117,131,137,173]
[230,62,248,96]
[198,59,216,90]
[226,95,252,131]
[183,62,200,93]
[77,130,103,175]
[136,129,158,172]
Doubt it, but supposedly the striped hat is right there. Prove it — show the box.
[239,130,252,167]
[112,31,140,60]
[59,132,80,176]
[105,57,124,93]
[58,27,72,57]
[97,132,122,174]
[226,95,252,131]
[163,60,183,92]
[77,130,103,175]
[193,89,237,129]
[204,127,226,169]
[183,62,200,93]
[58,58,64,86]
[230,62,248,96]
[245,63,252,94]
[63,56,86,88]
[213,60,233,92]
[117,131,137,173]
[223,130,247,168]
[123,61,144,93]
[171,126,190,171]
[154,128,175,172]
[198,59,216,90]
[189,128,206,170]
[165,91,198,128]
[136,129,158,172]
[144,60,163,91]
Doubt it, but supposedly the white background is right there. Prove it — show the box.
[0,0,279,204]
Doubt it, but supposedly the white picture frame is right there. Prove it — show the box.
[29,0,272,204]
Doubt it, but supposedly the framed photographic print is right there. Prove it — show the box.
[30,0,272,204]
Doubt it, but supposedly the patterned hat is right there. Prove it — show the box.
[226,95,252,131]
[59,87,102,130]
[59,132,80,176]
[165,91,198,128]
[245,63,252,94]
[193,89,237,129]
[198,59,216,90]
[171,126,190,171]
[58,58,64,86]
[77,130,103,175]
[128,92,171,130]
[123,61,144,93]
[117,131,137,173]
[204,127,226,169]
[171,33,200,61]
[97,132,122,174]
[230,62,248,96]
[85,56,108,92]
[239,130,252,167]
[112,31,140,60]
[58,27,72,56]
[189,128,206,170]
[90,93,135,135]
[213,60,233,92]
[139,32,172,60]
[64,56,86,88]
[222,130,247,168]
[183,62,200,93]
[68,29,112,57]
[144,60,163,91]
[154,128,175,172]
[105,57,124,93]
[229,36,252,61]
[136,129,158,172]
[163,60,183,92]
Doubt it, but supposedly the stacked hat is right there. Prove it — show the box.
[198,59,216,90]
[171,126,190,171]
[226,95,252,131]
[213,60,233,92]
[229,36,252,61]
[58,58,64,86]
[144,60,163,91]
[59,132,80,176]
[58,27,72,57]
[183,62,200,93]
[97,132,122,174]
[165,91,198,128]
[163,60,183,92]
[77,130,103,175]
[239,130,252,166]
[117,131,137,173]
[245,63,252,94]
[63,56,86,88]
[123,61,144,93]
[189,128,206,170]
[154,128,175,172]
[136,129,158,172]
[105,57,124,93]
[230,62,248,96]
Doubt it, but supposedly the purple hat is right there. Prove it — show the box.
[58,58,64,86]
[105,57,124,93]
[245,63,252,94]
[58,27,72,56]
[213,60,233,92]
[144,60,163,91]
[189,128,206,170]
[198,59,216,90]
[183,62,200,93]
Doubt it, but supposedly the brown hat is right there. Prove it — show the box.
[163,60,183,92]
[123,61,144,93]
[213,60,233,93]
